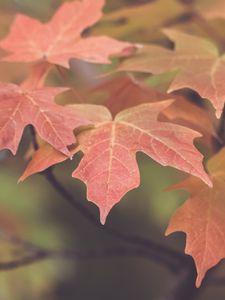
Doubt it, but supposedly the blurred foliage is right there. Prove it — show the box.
[93,0,186,43]
[0,0,225,300]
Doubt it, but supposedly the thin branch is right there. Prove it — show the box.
[2,232,223,288]
[156,262,201,300]
[44,169,186,268]
[28,114,187,274]
[0,251,49,271]
[0,234,179,273]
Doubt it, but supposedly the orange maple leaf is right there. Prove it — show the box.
[166,147,225,287]
[20,101,211,224]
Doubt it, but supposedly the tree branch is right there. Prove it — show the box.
[0,232,180,273]
[0,251,49,271]
[156,262,201,300]
[28,115,187,275]
[44,168,186,270]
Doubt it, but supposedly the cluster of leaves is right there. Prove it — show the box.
[1,0,225,288]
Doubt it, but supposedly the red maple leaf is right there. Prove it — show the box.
[0,83,90,155]
[166,147,225,287]
[87,76,217,146]
[0,0,133,68]
[20,101,211,224]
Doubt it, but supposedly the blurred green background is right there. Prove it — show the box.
[0,0,225,299]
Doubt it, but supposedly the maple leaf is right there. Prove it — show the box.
[162,98,217,147]
[90,76,166,116]
[118,29,225,118]
[88,76,216,145]
[20,101,211,224]
[0,0,133,68]
[19,104,112,182]
[166,147,225,287]
[0,83,91,155]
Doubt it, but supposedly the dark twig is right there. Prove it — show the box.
[0,251,49,271]
[0,233,178,273]
[49,246,173,262]
[1,230,168,270]
[1,230,223,291]
[28,127,186,273]
[157,261,201,300]
[44,168,186,270]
